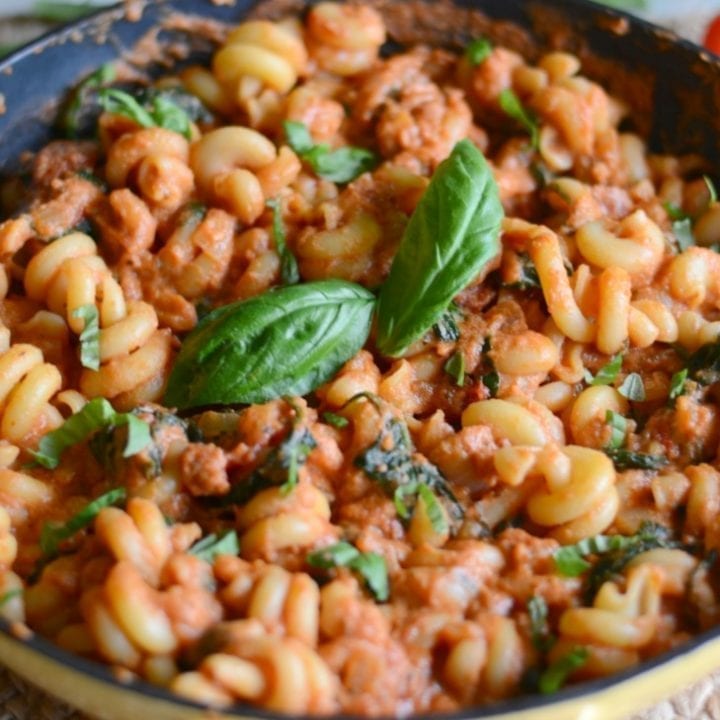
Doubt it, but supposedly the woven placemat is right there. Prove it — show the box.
[2,663,720,720]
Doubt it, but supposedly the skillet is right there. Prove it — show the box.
[1,1,720,718]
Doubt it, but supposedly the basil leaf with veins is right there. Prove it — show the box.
[164,280,375,409]
[376,140,503,357]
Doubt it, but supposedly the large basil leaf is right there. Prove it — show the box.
[376,139,503,357]
[164,280,375,409]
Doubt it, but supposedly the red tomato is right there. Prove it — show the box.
[704,14,720,55]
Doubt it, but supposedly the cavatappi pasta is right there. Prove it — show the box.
[1,3,720,716]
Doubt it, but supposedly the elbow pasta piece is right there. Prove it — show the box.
[218,559,320,647]
[0,343,64,446]
[158,207,235,299]
[668,247,720,310]
[628,299,678,348]
[214,20,308,95]
[237,482,339,564]
[504,218,594,342]
[499,444,619,543]
[105,128,193,212]
[305,2,386,76]
[24,232,172,407]
[190,127,300,224]
[569,385,628,449]
[184,636,339,714]
[596,266,631,354]
[462,396,565,447]
[575,210,665,287]
[676,309,720,350]
[0,506,17,568]
[558,564,663,662]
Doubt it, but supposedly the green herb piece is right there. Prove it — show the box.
[687,340,720,385]
[705,175,718,204]
[138,87,213,125]
[504,253,541,289]
[605,410,627,449]
[0,589,22,609]
[465,37,493,66]
[673,218,695,252]
[32,1,99,22]
[528,595,555,653]
[164,280,375,409]
[498,89,539,149]
[99,88,155,127]
[355,414,463,523]
[618,372,646,401]
[30,398,151,470]
[444,352,465,387]
[266,198,299,285]
[150,94,193,139]
[663,201,689,222]
[99,88,192,140]
[584,522,676,598]
[376,139,503,357]
[583,353,623,386]
[433,303,463,342]
[593,0,647,9]
[323,412,349,429]
[307,541,389,601]
[40,487,126,558]
[284,121,376,183]
[482,370,500,397]
[416,484,448,533]
[73,304,100,371]
[554,522,677,600]
[603,448,668,470]
[58,62,115,138]
[189,530,239,563]
[669,368,688,401]
[538,647,588,694]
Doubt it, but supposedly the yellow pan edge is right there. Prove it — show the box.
[2,628,720,720]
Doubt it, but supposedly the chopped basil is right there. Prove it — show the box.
[603,448,668,470]
[355,414,463,523]
[444,352,465,387]
[583,353,622,386]
[465,38,493,66]
[538,647,588,694]
[528,595,555,653]
[73,304,100,371]
[504,253,541,289]
[99,88,192,140]
[189,530,239,563]
[498,89,539,150]
[266,198,299,285]
[668,368,688,401]
[687,340,720,385]
[673,218,695,252]
[40,487,127,558]
[307,541,389,601]
[433,303,463,342]
[617,372,646,401]
[322,411,349,429]
[284,121,376,183]
[30,398,151,470]
[554,522,677,599]
[482,370,500,397]
[416,484,448,534]
[705,175,718,204]
[0,589,22,609]
[663,201,688,222]
[604,410,626,449]
[58,62,115,138]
